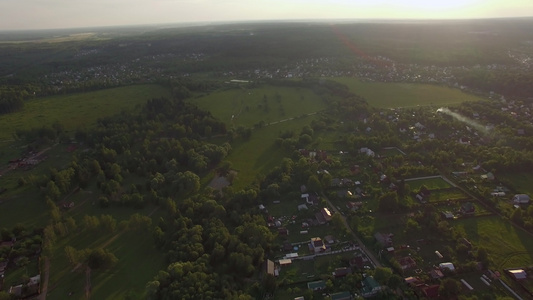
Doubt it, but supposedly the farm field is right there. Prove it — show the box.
[0,84,170,141]
[332,78,486,108]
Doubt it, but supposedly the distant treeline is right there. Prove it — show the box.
[0,87,28,115]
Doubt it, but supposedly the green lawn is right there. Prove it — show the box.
[332,78,486,108]
[0,84,170,141]
[406,177,452,191]
[429,189,469,202]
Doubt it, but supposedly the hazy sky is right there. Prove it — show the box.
[1,0,533,30]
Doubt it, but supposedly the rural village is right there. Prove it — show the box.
[1,20,533,300]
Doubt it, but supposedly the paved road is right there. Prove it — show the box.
[322,193,383,268]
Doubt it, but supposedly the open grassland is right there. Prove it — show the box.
[195,85,327,189]
[0,84,170,141]
[226,115,321,189]
[332,78,486,108]
[192,85,326,128]
[456,216,533,269]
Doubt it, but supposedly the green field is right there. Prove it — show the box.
[406,177,453,191]
[191,86,325,128]
[226,116,321,189]
[0,84,170,141]
[332,78,486,108]
[456,216,533,269]
[193,85,327,188]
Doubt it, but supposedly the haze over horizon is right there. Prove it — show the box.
[1,0,533,31]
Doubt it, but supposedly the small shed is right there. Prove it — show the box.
[509,269,527,280]
[439,262,455,272]
[513,194,530,204]
[266,259,275,276]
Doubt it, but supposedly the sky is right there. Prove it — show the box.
[1,0,533,31]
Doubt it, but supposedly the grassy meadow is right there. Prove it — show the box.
[332,78,486,108]
[456,216,533,269]
[193,85,327,188]
[0,84,170,141]
[192,85,325,128]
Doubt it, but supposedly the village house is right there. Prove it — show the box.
[419,285,440,298]
[430,269,444,279]
[307,280,326,291]
[315,207,332,224]
[481,172,495,181]
[323,235,335,245]
[310,237,327,254]
[513,194,530,204]
[398,256,417,270]
[333,267,352,278]
[508,269,527,280]
[331,178,342,187]
[460,202,475,215]
[330,291,352,300]
[350,256,364,270]
[360,276,383,297]
[346,201,363,212]
[278,227,289,236]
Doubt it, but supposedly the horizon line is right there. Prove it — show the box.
[1,15,533,33]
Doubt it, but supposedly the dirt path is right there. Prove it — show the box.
[147,206,159,217]
[39,257,50,300]
[266,111,318,126]
[85,267,91,299]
